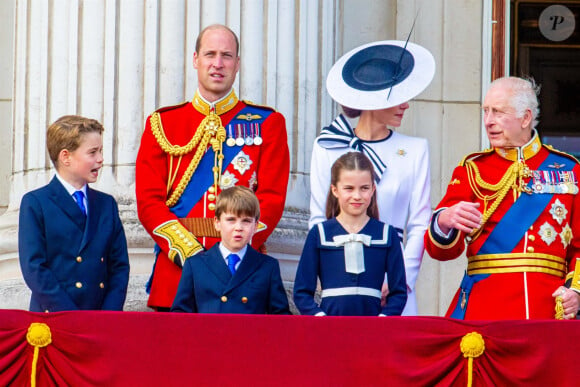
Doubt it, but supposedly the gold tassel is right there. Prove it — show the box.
[26,323,52,387]
[460,332,485,387]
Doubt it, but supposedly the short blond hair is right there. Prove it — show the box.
[215,186,260,220]
[46,115,104,168]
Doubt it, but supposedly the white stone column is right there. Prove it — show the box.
[1,0,340,310]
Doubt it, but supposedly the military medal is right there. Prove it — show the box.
[549,199,567,225]
[539,222,557,245]
[244,125,254,146]
[253,123,263,146]
[233,151,252,174]
[220,170,238,189]
[235,124,245,146]
[560,223,573,248]
[226,124,236,147]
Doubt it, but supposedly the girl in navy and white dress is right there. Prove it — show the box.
[294,152,407,316]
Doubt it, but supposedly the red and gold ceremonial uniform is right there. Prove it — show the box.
[425,132,580,319]
[136,89,290,309]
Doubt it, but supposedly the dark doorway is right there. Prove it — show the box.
[511,0,580,157]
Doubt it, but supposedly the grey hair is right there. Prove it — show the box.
[490,76,541,129]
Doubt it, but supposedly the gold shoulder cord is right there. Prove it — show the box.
[150,111,226,207]
[465,159,532,241]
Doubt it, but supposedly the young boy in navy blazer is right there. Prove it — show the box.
[171,186,290,314]
[19,115,130,312]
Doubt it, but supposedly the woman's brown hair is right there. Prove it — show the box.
[325,151,379,219]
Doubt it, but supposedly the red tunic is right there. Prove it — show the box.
[425,134,580,319]
[136,90,289,309]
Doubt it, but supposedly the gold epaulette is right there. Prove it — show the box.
[458,149,494,167]
[154,101,190,115]
[242,100,276,112]
[544,144,580,164]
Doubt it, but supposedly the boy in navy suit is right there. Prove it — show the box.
[171,186,290,314]
[19,115,130,312]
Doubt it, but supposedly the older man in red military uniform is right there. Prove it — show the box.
[136,24,289,310]
[425,76,580,320]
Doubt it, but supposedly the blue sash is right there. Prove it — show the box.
[478,152,573,255]
[170,105,272,217]
[449,272,490,319]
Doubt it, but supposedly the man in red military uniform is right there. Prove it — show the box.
[136,24,289,310]
[425,76,580,320]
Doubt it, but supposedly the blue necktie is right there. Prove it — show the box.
[72,190,86,216]
[228,254,240,275]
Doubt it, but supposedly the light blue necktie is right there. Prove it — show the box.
[72,190,86,216]
[228,254,240,275]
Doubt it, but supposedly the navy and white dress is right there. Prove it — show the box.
[309,114,431,315]
[293,217,407,316]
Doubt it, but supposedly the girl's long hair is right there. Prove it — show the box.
[325,151,379,219]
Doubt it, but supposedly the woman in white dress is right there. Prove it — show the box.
[309,40,435,315]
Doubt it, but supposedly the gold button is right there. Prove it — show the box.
[76,256,83,263]
[528,235,535,241]
[241,297,248,304]
[208,186,215,194]
[208,203,216,211]
[221,296,227,302]
[527,247,534,253]
[208,194,216,201]
[529,225,534,231]
[44,310,49,313]
[99,283,105,289]
[75,282,83,288]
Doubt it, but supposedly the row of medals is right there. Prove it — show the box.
[225,124,263,147]
[532,170,579,194]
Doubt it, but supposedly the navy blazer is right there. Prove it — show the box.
[18,177,130,312]
[171,244,290,314]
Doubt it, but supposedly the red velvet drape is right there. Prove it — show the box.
[0,310,578,386]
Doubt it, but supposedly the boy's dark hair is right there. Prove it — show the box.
[215,186,260,221]
[46,115,104,168]
[325,151,379,220]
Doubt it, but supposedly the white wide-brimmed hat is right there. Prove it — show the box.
[326,40,435,110]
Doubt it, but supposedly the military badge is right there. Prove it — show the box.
[237,112,262,121]
[539,222,557,246]
[549,162,565,170]
[220,171,238,189]
[549,199,568,225]
[233,151,252,175]
[560,223,573,248]
[249,171,258,191]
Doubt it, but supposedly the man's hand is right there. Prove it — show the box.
[437,201,482,235]
[552,286,580,319]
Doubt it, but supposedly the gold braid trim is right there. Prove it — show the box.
[465,159,532,241]
[150,111,226,207]
[150,112,204,156]
[153,220,204,265]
